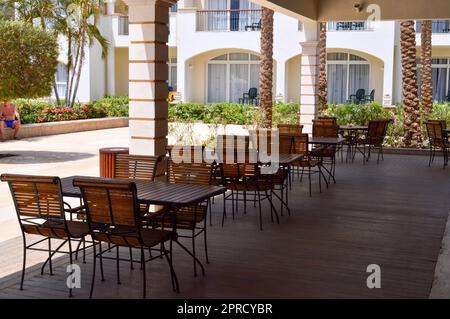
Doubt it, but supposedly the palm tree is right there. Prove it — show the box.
[400,20,422,147]
[259,7,274,128]
[420,20,433,118]
[318,22,328,112]
[58,0,108,108]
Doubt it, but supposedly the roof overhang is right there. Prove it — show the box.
[250,0,450,21]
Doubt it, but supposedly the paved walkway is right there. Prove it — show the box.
[0,130,449,298]
[0,128,129,241]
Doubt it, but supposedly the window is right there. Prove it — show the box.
[169,58,177,91]
[298,21,304,31]
[53,63,68,98]
[416,20,450,33]
[207,53,260,103]
[326,53,370,104]
[418,58,450,102]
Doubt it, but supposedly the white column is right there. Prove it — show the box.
[299,41,319,134]
[382,55,395,106]
[106,45,116,96]
[124,0,176,156]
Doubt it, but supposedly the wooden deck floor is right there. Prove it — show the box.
[0,154,449,299]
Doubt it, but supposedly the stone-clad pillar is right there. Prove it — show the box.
[299,41,319,134]
[123,0,177,155]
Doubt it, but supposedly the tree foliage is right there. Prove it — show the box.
[0,20,58,100]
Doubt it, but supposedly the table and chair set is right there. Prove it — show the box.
[1,138,309,298]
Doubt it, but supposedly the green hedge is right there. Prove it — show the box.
[168,102,299,126]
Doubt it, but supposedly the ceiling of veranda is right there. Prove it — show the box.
[250,0,450,22]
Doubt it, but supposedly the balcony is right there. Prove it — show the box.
[416,20,450,33]
[196,9,262,32]
[327,21,372,31]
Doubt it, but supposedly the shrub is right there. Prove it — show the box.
[168,102,300,126]
[92,96,129,117]
[323,102,391,125]
[0,20,58,100]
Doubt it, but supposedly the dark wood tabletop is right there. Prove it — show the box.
[308,137,346,145]
[339,125,369,131]
[276,153,303,165]
[61,176,226,207]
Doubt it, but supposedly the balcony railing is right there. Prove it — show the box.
[416,20,450,33]
[327,21,372,31]
[118,16,129,36]
[196,9,262,32]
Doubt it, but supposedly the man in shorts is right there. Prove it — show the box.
[0,101,21,141]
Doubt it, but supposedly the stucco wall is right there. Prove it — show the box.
[286,55,301,103]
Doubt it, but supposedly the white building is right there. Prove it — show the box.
[68,0,450,109]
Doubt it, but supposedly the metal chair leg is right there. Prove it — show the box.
[141,247,146,299]
[192,228,197,277]
[20,234,26,290]
[204,218,209,264]
[89,240,97,299]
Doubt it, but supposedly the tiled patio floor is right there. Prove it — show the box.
[0,150,449,298]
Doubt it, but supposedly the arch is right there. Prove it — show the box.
[184,48,278,103]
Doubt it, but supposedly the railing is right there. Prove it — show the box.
[196,9,262,32]
[327,21,372,31]
[118,16,129,36]
[416,20,450,33]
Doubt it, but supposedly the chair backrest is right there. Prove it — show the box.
[291,134,309,156]
[369,89,375,100]
[279,134,294,154]
[367,119,391,144]
[1,174,64,221]
[248,87,258,99]
[355,89,366,100]
[168,149,214,186]
[425,121,446,144]
[218,148,258,180]
[114,154,162,181]
[74,178,139,228]
[312,120,339,138]
[317,117,337,125]
[217,135,250,150]
[277,124,303,135]
[168,145,204,163]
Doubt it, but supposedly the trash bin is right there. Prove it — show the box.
[99,147,129,178]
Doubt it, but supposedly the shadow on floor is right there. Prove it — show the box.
[0,151,94,164]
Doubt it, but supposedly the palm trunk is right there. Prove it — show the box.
[259,7,274,128]
[71,42,86,108]
[420,20,433,119]
[400,20,422,147]
[53,83,61,106]
[67,40,82,107]
[318,22,328,112]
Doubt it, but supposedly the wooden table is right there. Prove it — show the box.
[61,176,226,207]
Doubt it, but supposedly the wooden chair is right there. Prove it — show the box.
[289,134,328,197]
[0,174,88,297]
[425,120,449,168]
[73,178,178,299]
[312,120,339,183]
[166,149,214,276]
[218,148,279,230]
[114,153,165,213]
[357,119,391,164]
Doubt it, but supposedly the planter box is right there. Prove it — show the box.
[3,117,129,139]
